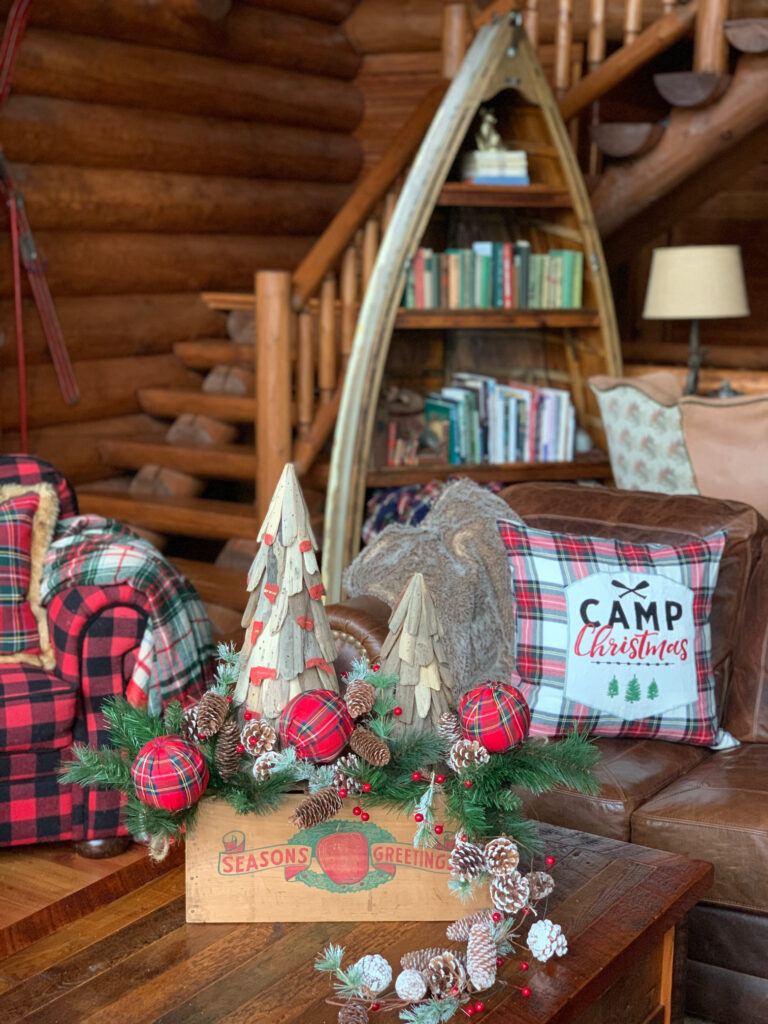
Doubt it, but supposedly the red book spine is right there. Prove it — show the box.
[413,248,425,309]
[502,242,514,309]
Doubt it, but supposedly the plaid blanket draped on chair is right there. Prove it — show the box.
[43,515,216,713]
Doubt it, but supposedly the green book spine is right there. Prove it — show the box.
[573,251,584,308]
[492,242,504,308]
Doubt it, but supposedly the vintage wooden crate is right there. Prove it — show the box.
[186,795,486,922]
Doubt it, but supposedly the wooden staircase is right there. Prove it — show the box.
[84,0,768,617]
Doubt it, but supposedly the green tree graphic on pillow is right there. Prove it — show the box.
[647,680,659,700]
[607,676,619,698]
[625,676,641,703]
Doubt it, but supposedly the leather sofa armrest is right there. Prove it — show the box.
[326,596,391,676]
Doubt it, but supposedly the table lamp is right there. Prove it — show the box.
[642,245,749,395]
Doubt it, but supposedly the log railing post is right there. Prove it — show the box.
[362,218,380,292]
[318,273,337,405]
[623,0,644,45]
[442,2,471,79]
[255,270,292,522]
[695,0,730,71]
[524,0,540,49]
[340,245,358,366]
[296,310,314,441]
[588,0,607,175]
[555,0,574,97]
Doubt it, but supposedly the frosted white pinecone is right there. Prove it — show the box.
[395,968,427,1001]
[527,919,568,962]
[526,870,555,901]
[353,953,392,996]
[489,870,530,914]
[252,749,280,780]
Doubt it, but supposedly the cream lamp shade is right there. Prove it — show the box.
[643,245,750,320]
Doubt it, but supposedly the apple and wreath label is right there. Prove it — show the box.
[564,570,697,719]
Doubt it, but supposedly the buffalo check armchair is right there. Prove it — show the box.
[0,455,214,855]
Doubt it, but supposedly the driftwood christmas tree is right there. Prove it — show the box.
[379,572,454,734]
[234,463,338,721]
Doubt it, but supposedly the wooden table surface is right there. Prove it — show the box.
[0,825,712,1024]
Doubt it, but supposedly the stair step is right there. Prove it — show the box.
[590,122,665,158]
[203,291,257,312]
[171,557,247,612]
[78,490,259,540]
[174,340,253,370]
[138,388,256,423]
[724,18,768,53]
[654,71,730,108]
[99,438,256,480]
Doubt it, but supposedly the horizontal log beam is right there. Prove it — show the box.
[0,232,311,295]
[2,415,166,484]
[0,293,226,366]
[1,355,199,430]
[0,96,362,181]
[623,340,768,370]
[592,54,768,238]
[173,341,253,369]
[12,30,363,132]
[138,389,259,423]
[0,0,360,78]
[10,164,350,235]
[238,0,356,23]
[100,438,257,480]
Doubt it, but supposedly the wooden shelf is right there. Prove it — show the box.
[308,456,612,489]
[437,182,572,207]
[394,308,600,329]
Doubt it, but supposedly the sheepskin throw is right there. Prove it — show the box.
[344,480,521,696]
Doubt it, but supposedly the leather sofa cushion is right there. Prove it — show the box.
[515,737,709,842]
[500,482,768,742]
[631,745,768,912]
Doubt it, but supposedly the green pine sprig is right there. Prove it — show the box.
[399,996,460,1023]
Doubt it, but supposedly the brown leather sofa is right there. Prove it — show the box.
[327,482,768,1024]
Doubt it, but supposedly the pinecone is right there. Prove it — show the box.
[484,836,520,877]
[195,691,229,738]
[401,946,448,972]
[490,871,530,914]
[344,679,377,718]
[425,951,468,998]
[181,704,200,742]
[349,726,391,766]
[448,738,490,771]
[241,718,276,757]
[214,719,242,780]
[446,909,496,942]
[449,840,486,882]
[467,921,497,991]
[289,787,342,830]
[527,918,568,962]
[437,712,463,744]
[332,753,364,794]
[338,1001,368,1024]
[353,954,392,997]
[395,968,427,1001]
[252,749,280,780]
[526,870,555,901]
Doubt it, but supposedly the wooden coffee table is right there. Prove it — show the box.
[0,824,711,1024]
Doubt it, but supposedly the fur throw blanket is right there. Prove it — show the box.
[343,479,522,697]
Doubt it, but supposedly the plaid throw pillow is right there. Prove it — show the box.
[0,484,59,670]
[498,518,736,748]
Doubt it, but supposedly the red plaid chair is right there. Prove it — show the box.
[0,455,208,856]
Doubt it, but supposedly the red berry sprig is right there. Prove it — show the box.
[546,855,556,867]
[414,812,424,823]
[434,825,443,835]
[393,707,403,716]
[521,986,531,998]
[362,782,372,793]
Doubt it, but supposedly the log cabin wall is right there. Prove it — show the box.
[0,0,363,482]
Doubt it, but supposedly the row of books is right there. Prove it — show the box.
[461,149,530,186]
[402,243,584,311]
[414,375,577,467]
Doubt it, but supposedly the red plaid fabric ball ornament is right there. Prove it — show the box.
[131,736,210,811]
[279,689,354,762]
[458,682,531,753]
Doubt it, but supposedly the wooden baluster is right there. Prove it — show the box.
[318,273,337,405]
[341,245,358,367]
[296,310,315,442]
[623,0,643,45]
[524,0,540,50]
[695,0,730,72]
[588,0,607,177]
[555,0,574,98]
[362,218,380,292]
[382,188,398,237]
[442,2,471,80]
[256,270,291,523]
